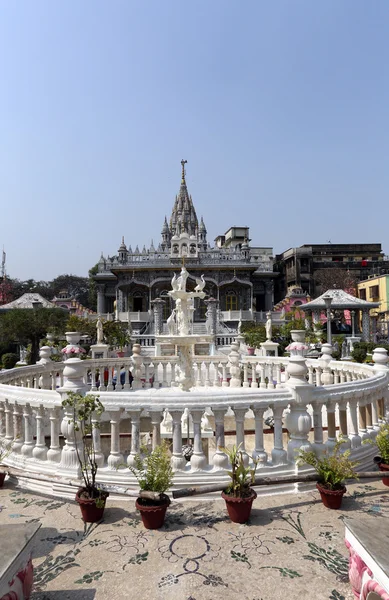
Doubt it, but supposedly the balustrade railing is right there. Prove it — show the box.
[0,348,388,498]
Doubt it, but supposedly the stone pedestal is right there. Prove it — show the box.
[260,340,279,357]
[90,344,109,359]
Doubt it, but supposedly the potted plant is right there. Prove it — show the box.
[104,321,131,357]
[298,440,359,509]
[243,331,264,355]
[61,391,109,523]
[221,444,258,523]
[365,422,389,487]
[129,444,173,529]
[0,439,13,487]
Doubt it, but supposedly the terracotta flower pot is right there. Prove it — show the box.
[379,462,389,487]
[75,489,109,523]
[0,471,6,488]
[316,483,346,509]
[116,351,125,358]
[221,489,257,523]
[247,347,255,356]
[136,494,170,529]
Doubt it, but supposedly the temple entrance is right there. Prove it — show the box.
[133,297,143,312]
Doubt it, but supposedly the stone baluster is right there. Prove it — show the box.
[122,366,131,391]
[315,365,322,386]
[271,405,287,465]
[21,404,34,457]
[228,340,242,388]
[131,343,143,390]
[275,363,282,388]
[267,363,275,389]
[284,357,313,462]
[58,405,81,475]
[150,410,162,450]
[204,362,211,387]
[47,407,62,463]
[4,400,14,443]
[12,403,24,453]
[252,406,267,464]
[32,405,48,460]
[162,362,168,387]
[250,363,258,388]
[0,402,5,437]
[107,366,114,391]
[371,394,380,432]
[358,399,369,441]
[213,362,221,386]
[127,410,141,468]
[242,363,249,388]
[338,401,351,449]
[90,367,97,392]
[346,370,352,383]
[259,364,266,389]
[212,409,228,469]
[333,370,340,385]
[340,370,346,384]
[170,410,186,471]
[347,396,361,449]
[190,410,207,471]
[99,367,106,391]
[311,402,325,456]
[365,400,374,437]
[233,408,249,466]
[221,363,229,387]
[107,410,124,468]
[144,362,151,389]
[308,365,314,385]
[325,401,337,451]
[91,411,105,467]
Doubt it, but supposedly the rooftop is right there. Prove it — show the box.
[2,480,386,599]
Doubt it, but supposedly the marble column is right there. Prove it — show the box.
[212,409,228,469]
[233,408,249,466]
[47,407,62,463]
[127,410,141,468]
[21,404,34,458]
[107,410,124,469]
[96,284,106,315]
[12,403,24,453]
[252,407,267,464]
[190,410,207,471]
[170,410,186,471]
[271,405,287,465]
[150,411,162,450]
[32,406,48,461]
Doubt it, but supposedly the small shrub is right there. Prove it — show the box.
[129,444,173,494]
[298,440,359,490]
[365,422,389,464]
[1,353,18,369]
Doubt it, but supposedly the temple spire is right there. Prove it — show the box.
[181,159,187,184]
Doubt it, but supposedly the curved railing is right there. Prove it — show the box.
[0,347,388,499]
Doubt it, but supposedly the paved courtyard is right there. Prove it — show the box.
[1,480,389,600]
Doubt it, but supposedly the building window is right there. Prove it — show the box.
[369,285,379,299]
[359,289,366,300]
[226,294,238,311]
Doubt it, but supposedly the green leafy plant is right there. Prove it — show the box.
[104,321,131,351]
[298,440,359,490]
[61,392,104,499]
[1,352,19,369]
[221,443,258,498]
[129,443,173,496]
[364,422,389,464]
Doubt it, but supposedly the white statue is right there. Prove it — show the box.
[265,312,272,341]
[194,274,206,292]
[176,267,189,292]
[280,308,286,320]
[167,309,176,335]
[96,317,104,343]
[171,272,179,291]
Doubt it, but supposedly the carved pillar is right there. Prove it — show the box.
[338,402,351,449]
[311,402,325,456]
[271,405,287,465]
[170,410,186,471]
[107,410,124,469]
[228,340,242,388]
[21,404,34,458]
[348,398,362,449]
[32,405,48,461]
[358,400,370,441]
[4,401,13,443]
[265,281,274,311]
[91,411,104,467]
[233,408,249,466]
[127,410,141,468]
[361,309,370,342]
[212,409,228,469]
[325,402,337,451]
[12,403,24,453]
[190,410,207,471]
[150,410,162,450]
[151,298,165,335]
[58,406,82,475]
[252,406,267,464]
[47,407,62,463]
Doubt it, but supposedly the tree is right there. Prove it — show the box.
[314,268,357,295]
[88,264,98,312]
[0,308,68,364]
[51,274,90,307]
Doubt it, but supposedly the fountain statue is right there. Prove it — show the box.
[156,265,212,391]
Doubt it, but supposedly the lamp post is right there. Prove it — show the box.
[323,295,332,346]
[351,310,356,337]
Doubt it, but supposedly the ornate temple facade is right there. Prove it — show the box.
[94,161,277,329]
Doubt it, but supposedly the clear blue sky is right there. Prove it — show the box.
[1,1,388,281]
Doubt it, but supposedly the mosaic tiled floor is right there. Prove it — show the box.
[1,480,389,599]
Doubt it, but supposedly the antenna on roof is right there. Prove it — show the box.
[1,248,6,280]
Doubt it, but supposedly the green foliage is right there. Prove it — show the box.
[241,322,266,348]
[221,443,258,498]
[364,422,389,464]
[104,320,131,350]
[66,315,97,339]
[351,341,389,364]
[1,352,18,369]
[298,440,359,490]
[129,444,173,494]
[0,308,68,364]
[61,392,104,496]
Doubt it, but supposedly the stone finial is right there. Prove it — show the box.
[373,347,389,368]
